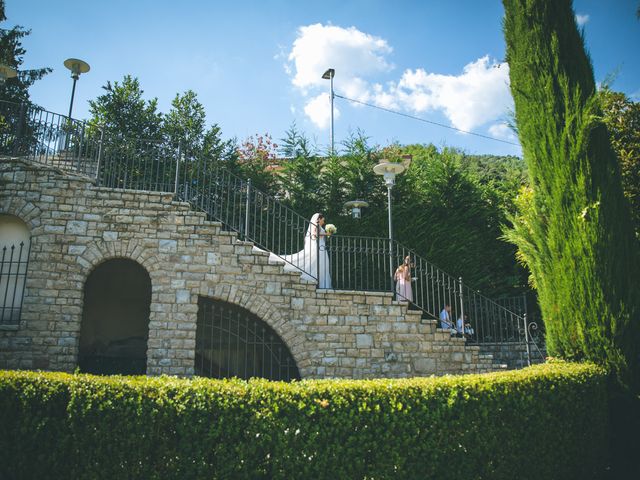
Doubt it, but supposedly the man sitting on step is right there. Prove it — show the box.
[439,304,456,335]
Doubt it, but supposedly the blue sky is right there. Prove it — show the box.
[8,0,640,157]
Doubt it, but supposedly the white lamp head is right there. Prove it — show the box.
[344,200,369,219]
[64,58,90,80]
[373,160,406,187]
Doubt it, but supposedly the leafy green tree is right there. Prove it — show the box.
[278,123,322,219]
[599,88,640,237]
[392,145,526,294]
[460,153,528,213]
[163,89,236,185]
[164,90,207,156]
[164,90,233,159]
[88,75,163,142]
[314,130,387,232]
[318,152,348,221]
[0,0,51,106]
[340,131,383,209]
[502,0,640,383]
[202,124,238,166]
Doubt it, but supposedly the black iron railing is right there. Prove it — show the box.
[0,100,103,177]
[0,101,545,358]
[97,138,178,192]
[495,294,546,362]
[0,240,31,325]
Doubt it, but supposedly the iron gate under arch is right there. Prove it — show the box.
[195,297,300,381]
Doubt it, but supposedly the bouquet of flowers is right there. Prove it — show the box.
[325,224,337,235]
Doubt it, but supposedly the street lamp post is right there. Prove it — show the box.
[63,58,90,119]
[374,160,407,289]
[374,155,412,291]
[322,68,335,154]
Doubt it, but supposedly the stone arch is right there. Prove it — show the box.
[76,239,163,278]
[195,296,300,381]
[79,257,152,375]
[0,197,42,232]
[64,240,162,319]
[197,284,305,375]
[70,240,163,376]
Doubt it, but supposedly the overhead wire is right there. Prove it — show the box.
[333,93,520,147]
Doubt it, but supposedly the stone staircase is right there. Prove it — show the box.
[1,156,507,377]
[32,152,98,178]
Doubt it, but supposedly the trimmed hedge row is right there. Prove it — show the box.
[0,362,607,479]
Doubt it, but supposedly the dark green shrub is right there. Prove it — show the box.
[0,362,607,479]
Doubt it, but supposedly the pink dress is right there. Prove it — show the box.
[395,267,412,302]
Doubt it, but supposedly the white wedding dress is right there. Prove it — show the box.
[256,213,332,289]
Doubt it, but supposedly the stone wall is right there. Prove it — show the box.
[0,157,502,378]
[479,343,546,370]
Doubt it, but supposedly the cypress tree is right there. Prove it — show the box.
[502,0,640,384]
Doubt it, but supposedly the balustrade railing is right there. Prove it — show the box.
[0,101,545,355]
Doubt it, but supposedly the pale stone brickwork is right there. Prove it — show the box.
[480,343,546,370]
[0,157,502,377]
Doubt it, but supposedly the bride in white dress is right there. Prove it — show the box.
[266,213,332,288]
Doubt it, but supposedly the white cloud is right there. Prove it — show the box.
[575,14,590,27]
[287,23,391,127]
[286,24,512,134]
[385,56,512,132]
[304,93,341,129]
[288,23,392,93]
[488,122,517,141]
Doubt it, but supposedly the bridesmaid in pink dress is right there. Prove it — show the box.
[394,256,413,302]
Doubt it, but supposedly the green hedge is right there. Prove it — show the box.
[0,362,607,479]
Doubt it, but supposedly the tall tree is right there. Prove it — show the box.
[161,90,236,194]
[88,75,163,142]
[164,90,207,153]
[278,123,322,218]
[502,0,640,383]
[599,88,640,237]
[0,0,51,105]
[394,145,526,294]
[338,130,383,217]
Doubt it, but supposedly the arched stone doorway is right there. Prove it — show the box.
[195,297,300,381]
[79,258,151,375]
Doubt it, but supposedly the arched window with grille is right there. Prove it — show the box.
[0,214,31,325]
[195,297,300,381]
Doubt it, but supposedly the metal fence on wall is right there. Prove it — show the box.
[0,100,103,177]
[0,240,31,325]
